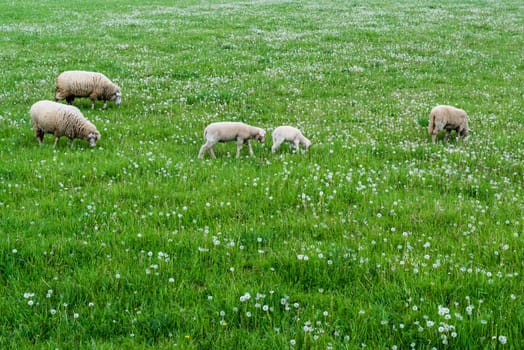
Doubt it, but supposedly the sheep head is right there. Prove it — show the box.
[88,131,101,147]
[256,129,266,143]
[112,89,122,106]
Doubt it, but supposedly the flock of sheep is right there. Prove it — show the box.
[30,70,469,154]
[30,70,121,148]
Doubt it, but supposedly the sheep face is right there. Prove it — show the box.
[255,129,266,143]
[88,131,101,147]
[303,138,312,150]
[112,90,122,106]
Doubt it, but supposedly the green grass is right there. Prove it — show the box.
[1,0,523,348]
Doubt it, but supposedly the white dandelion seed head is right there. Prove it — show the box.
[438,305,450,316]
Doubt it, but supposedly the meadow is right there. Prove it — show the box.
[0,0,523,348]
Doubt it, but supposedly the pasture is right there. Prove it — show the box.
[0,0,523,348]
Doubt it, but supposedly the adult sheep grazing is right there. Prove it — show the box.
[198,122,266,159]
[428,105,469,143]
[30,100,101,147]
[55,70,121,109]
[271,125,312,153]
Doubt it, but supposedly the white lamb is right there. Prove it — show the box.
[428,105,469,143]
[55,70,121,109]
[198,122,266,159]
[271,126,312,153]
[30,100,101,147]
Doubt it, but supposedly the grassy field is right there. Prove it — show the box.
[1,0,523,348]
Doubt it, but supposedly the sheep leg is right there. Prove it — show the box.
[198,143,210,159]
[34,129,44,144]
[88,92,98,109]
[208,147,216,158]
[271,139,283,153]
[458,126,467,140]
[198,145,207,158]
[245,140,254,156]
[66,96,74,105]
[102,101,107,109]
[199,140,217,159]
[293,139,300,152]
[53,135,60,147]
[236,140,244,158]
[444,129,451,141]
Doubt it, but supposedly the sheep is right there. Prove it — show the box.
[271,125,312,153]
[30,100,101,147]
[55,70,121,109]
[428,105,469,143]
[198,122,266,159]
